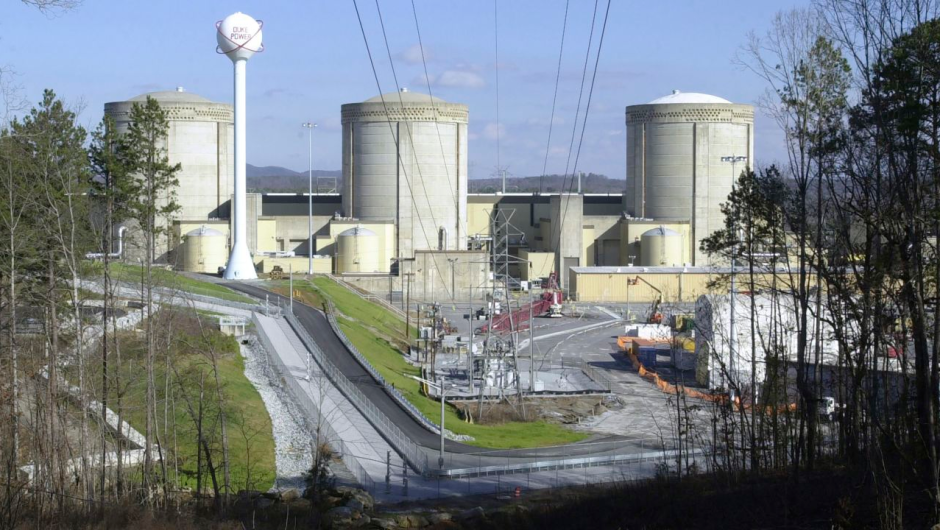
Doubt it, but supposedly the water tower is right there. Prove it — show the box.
[217,12,263,280]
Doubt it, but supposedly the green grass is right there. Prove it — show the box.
[72,311,276,491]
[302,276,586,449]
[90,262,256,304]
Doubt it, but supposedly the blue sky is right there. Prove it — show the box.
[2,0,807,181]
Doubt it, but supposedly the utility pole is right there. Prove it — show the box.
[468,280,474,394]
[303,122,318,275]
[720,154,747,396]
[529,289,535,392]
[289,262,294,314]
[447,257,458,300]
[408,376,451,470]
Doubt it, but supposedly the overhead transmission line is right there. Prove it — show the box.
[351,0,454,299]
[409,0,467,248]
[551,0,612,267]
[539,0,571,195]
[494,0,501,179]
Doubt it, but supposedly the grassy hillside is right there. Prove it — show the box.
[84,261,256,304]
[71,309,275,491]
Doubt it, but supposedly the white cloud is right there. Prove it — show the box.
[398,44,430,65]
[482,122,506,140]
[433,70,486,89]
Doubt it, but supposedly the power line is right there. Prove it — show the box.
[540,0,571,195]
[494,0,501,177]
[548,0,600,257]
[351,0,454,298]
[560,0,600,189]
[555,0,612,267]
[373,0,456,299]
[570,0,611,180]
[409,0,467,247]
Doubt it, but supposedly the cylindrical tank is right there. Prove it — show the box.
[180,226,228,273]
[625,90,754,265]
[341,89,469,257]
[336,226,380,273]
[640,226,684,267]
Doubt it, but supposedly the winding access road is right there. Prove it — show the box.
[227,282,661,466]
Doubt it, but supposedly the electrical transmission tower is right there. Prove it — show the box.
[476,209,528,420]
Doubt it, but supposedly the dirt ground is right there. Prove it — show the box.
[452,395,623,425]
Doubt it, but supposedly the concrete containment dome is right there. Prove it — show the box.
[625,89,754,266]
[336,226,380,274]
[640,226,684,267]
[105,88,235,262]
[647,90,732,104]
[341,88,469,258]
[180,225,228,273]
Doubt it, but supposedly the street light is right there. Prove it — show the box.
[408,374,453,469]
[302,122,318,275]
[720,154,747,397]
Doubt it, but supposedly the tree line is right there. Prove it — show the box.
[682,2,940,526]
[0,89,259,527]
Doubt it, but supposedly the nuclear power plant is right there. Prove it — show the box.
[102,85,755,302]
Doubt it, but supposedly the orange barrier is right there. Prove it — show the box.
[617,336,797,413]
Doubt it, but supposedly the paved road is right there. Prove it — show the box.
[226,282,664,465]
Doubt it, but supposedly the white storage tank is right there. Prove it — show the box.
[625,90,754,265]
[640,226,684,267]
[341,89,469,257]
[180,226,228,273]
[336,226,380,274]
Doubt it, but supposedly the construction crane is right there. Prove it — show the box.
[628,276,664,323]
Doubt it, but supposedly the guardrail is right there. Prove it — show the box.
[253,313,377,492]
[323,300,441,435]
[433,447,695,479]
[328,275,406,319]
[284,312,431,475]
[561,358,612,393]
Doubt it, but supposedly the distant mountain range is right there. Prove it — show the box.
[469,173,624,194]
[246,164,624,194]
[247,164,342,192]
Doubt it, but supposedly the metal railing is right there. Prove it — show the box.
[253,313,377,491]
[328,275,407,319]
[323,300,441,434]
[561,358,613,393]
[283,312,431,475]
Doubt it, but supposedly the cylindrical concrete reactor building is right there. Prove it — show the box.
[105,88,234,261]
[625,90,754,265]
[336,226,380,274]
[640,226,684,267]
[180,226,228,274]
[341,89,468,259]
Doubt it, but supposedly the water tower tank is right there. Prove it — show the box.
[625,90,754,265]
[341,89,468,257]
[336,226,380,273]
[181,226,228,273]
[640,226,683,267]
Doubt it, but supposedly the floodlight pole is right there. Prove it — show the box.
[719,154,747,396]
[303,122,318,275]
